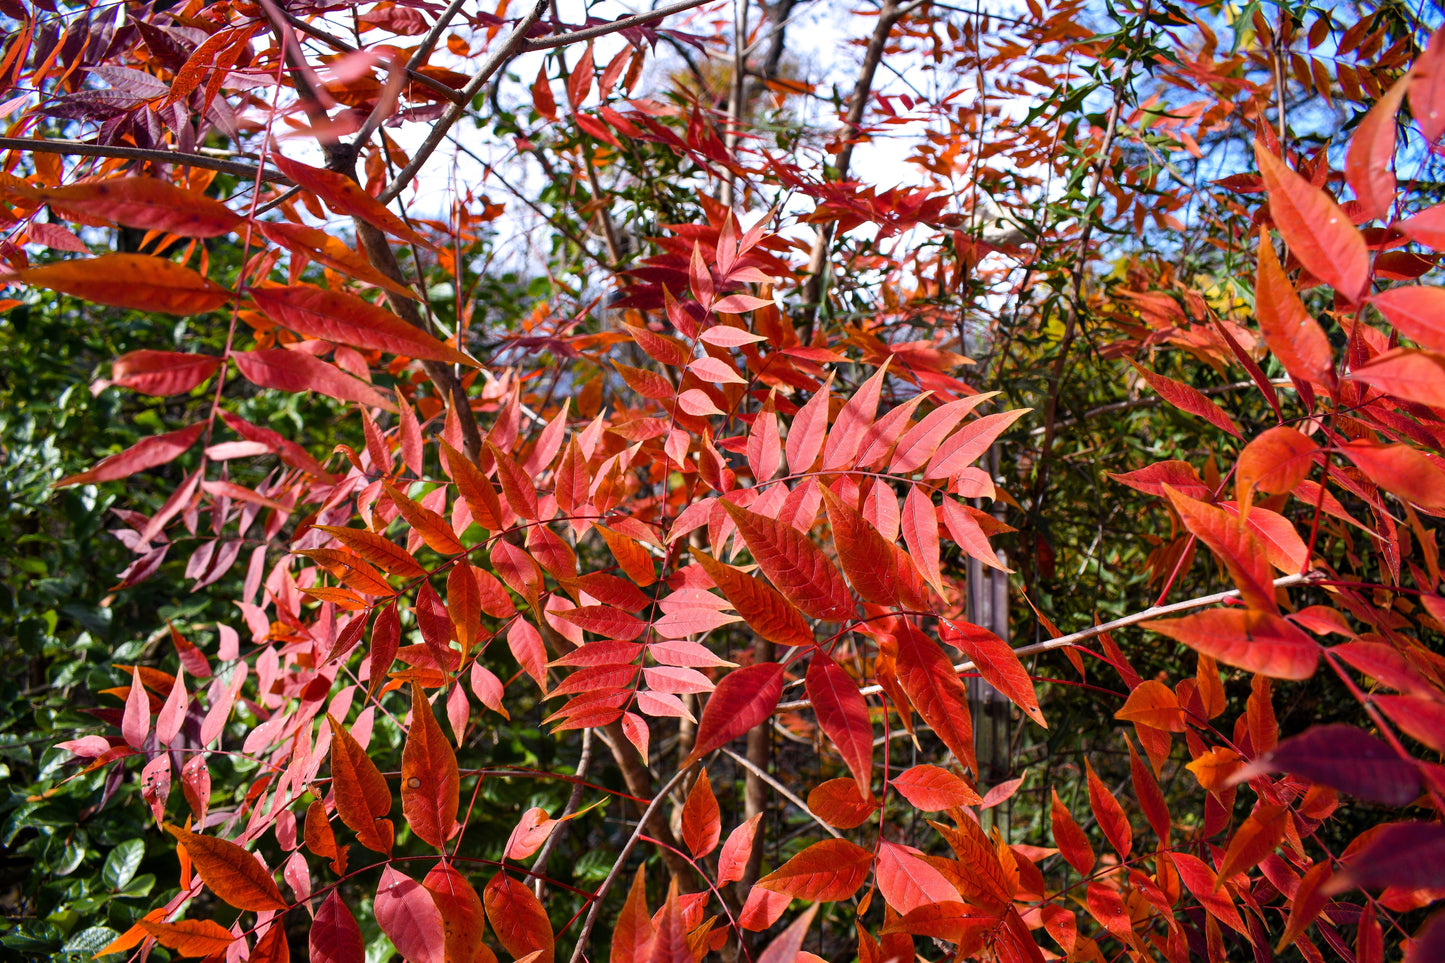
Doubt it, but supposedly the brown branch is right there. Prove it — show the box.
[0,138,287,184]
[520,0,720,51]
[379,0,551,204]
[797,0,905,338]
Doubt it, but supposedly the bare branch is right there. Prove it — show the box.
[0,138,287,184]
[520,0,720,51]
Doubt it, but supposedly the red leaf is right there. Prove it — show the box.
[889,393,998,474]
[1172,853,1248,936]
[122,666,150,749]
[923,409,1029,480]
[55,422,204,488]
[757,838,874,901]
[684,662,784,765]
[1255,228,1336,385]
[1128,737,1171,841]
[1143,608,1319,680]
[717,814,764,886]
[258,220,419,300]
[1346,77,1409,221]
[894,619,976,773]
[786,377,830,474]
[806,653,874,798]
[1335,823,1445,891]
[403,683,459,849]
[271,154,434,250]
[327,713,395,854]
[875,840,960,915]
[681,769,721,858]
[822,361,889,470]
[251,286,473,366]
[37,177,240,237]
[1243,723,1420,806]
[165,824,287,911]
[940,619,1045,727]
[1374,694,1445,753]
[890,765,980,811]
[17,254,231,314]
[756,906,819,963]
[1050,789,1095,875]
[251,922,289,963]
[1085,759,1132,860]
[720,502,854,621]
[1348,347,1445,408]
[1256,140,1369,302]
[234,349,394,411]
[483,872,554,963]
[311,891,365,963]
[111,351,222,396]
[565,43,594,108]
[376,866,446,963]
[1130,363,1241,437]
[532,64,557,121]
[695,551,814,648]
[647,883,691,963]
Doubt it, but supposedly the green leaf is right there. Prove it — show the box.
[102,839,144,891]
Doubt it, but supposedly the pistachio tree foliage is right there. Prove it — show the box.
[6,0,1445,956]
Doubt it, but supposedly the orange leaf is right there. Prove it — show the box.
[681,768,721,858]
[1050,789,1095,875]
[822,488,927,609]
[1216,803,1287,884]
[874,840,960,915]
[272,154,434,250]
[251,286,472,366]
[1237,426,1316,506]
[327,713,394,855]
[1162,485,1276,610]
[423,861,487,963]
[890,764,980,811]
[1369,285,1445,352]
[721,501,854,621]
[251,921,289,963]
[403,683,460,848]
[610,866,653,963]
[316,526,427,578]
[386,482,465,556]
[16,254,232,314]
[695,551,814,648]
[258,220,418,300]
[1255,229,1335,385]
[37,177,240,237]
[483,872,554,963]
[1114,680,1186,731]
[1347,349,1445,410]
[807,778,879,829]
[757,838,874,901]
[1146,608,1320,680]
[165,824,287,911]
[1256,140,1369,302]
[138,918,237,957]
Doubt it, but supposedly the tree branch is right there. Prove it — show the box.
[0,138,287,184]
[520,0,720,51]
[281,10,469,104]
[773,572,1322,713]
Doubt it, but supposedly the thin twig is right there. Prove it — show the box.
[0,137,288,184]
[281,10,468,104]
[533,728,594,900]
[380,0,550,203]
[774,572,1321,712]
[720,747,843,839]
[565,763,696,963]
[520,0,720,51]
